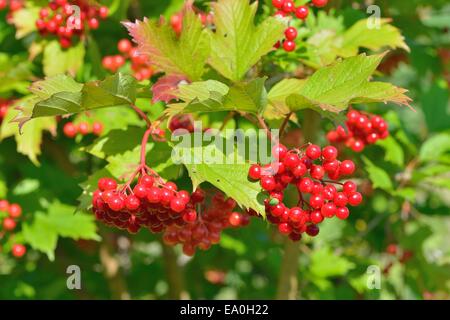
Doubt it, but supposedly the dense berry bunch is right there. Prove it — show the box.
[102,38,153,81]
[327,110,389,152]
[0,98,12,125]
[271,0,328,52]
[92,174,199,235]
[35,0,108,49]
[0,0,23,23]
[63,121,103,138]
[170,9,214,34]
[248,143,362,241]
[163,191,249,256]
[0,199,27,258]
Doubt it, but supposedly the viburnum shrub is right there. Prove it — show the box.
[272,0,328,52]
[34,0,109,49]
[102,38,153,81]
[327,109,389,152]
[248,143,361,240]
[17,0,412,262]
[0,199,27,258]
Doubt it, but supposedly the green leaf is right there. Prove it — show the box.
[0,97,56,165]
[167,78,268,116]
[172,134,266,216]
[0,54,34,94]
[376,136,405,167]
[124,6,210,80]
[10,7,39,38]
[23,201,100,261]
[29,73,137,119]
[208,0,285,81]
[43,40,85,77]
[342,19,409,56]
[310,246,355,278]
[362,156,393,191]
[285,54,411,114]
[419,133,450,163]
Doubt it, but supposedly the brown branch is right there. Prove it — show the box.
[279,112,293,138]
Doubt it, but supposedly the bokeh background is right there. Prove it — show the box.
[0,0,449,299]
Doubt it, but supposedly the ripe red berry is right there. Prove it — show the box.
[306,144,321,160]
[295,5,309,19]
[8,204,22,218]
[347,192,362,206]
[333,192,348,207]
[248,164,262,180]
[139,175,154,188]
[306,224,319,237]
[3,217,16,231]
[99,6,109,19]
[12,244,26,258]
[310,165,325,180]
[229,212,243,226]
[191,188,205,203]
[340,160,355,175]
[271,0,285,9]
[125,195,140,211]
[282,0,295,13]
[288,207,302,223]
[272,144,288,161]
[88,17,99,29]
[261,176,276,191]
[278,222,292,234]
[310,194,324,209]
[63,122,77,138]
[284,27,297,40]
[310,210,324,224]
[321,202,336,218]
[92,122,103,136]
[98,178,117,191]
[298,177,313,193]
[170,197,186,213]
[336,206,350,220]
[312,0,328,8]
[78,122,90,135]
[322,146,338,161]
[292,163,307,177]
[182,209,197,223]
[284,153,300,168]
[0,200,9,212]
[283,40,296,52]
[147,187,162,203]
[133,184,147,198]
[323,160,339,173]
[118,39,132,53]
[343,181,357,194]
[108,196,124,211]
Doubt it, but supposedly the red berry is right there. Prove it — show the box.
[0,200,9,212]
[63,122,77,138]
[321,202,336,218]
[229,212,243,226]
[271,0,285,9]
[284,153,300,168]
[310,194,324,209]
[322,146,338,161]
[261,176,276,191]
[182,209,197,223]
[292,163,307,177]
[282,0,295,13]
[340,160,355,175]
[8,204,22,218]
[310,210,324,224]
[298,177,313,193]
[271,203,286,217]
[191,188,205,203]
[88,18,99,29]
[323,184,336,200]
[108,196,124,211]
[336,206,350,220]
[133,184,147,198]
[310,165,325,180]
[312,0,328,8]
[248,164,262,180]
[283,40,296,52]
[333,192,348,207]
[118,39,132,53]
[170,198,186,213]
[92,122,103,136]
[295,5,309,19]
[98,178,117,191]
[306,144,321,160]
[289,207,302,223]
[3,217,16,231]
[78,122,90,135]
[323,160,339,173]
[284,27,297,40]
[272,144,288,161]
[348,192,362,206]
[350,139,365,152]
[278,222,292,234]
[12,244,26,258]
[147,187,162,203]
[125,195,140,211]
[98,6,109,19]
[343,181,357,195]
[139,175,154,188]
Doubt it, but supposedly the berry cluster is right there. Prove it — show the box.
[92,174,199,235]
[0,98,12,125]
[163,191,249,256]
[271,0,328,52]
[102,38,153,81]
[63,121,103,138]
[170,9,214,35]
[0,199,27,258]
[0,0,23,23]
[248,143,362,241]
[35,0,108,49]
[327,110,389,152]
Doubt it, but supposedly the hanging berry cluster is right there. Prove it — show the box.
[0,98,12,125]
[168,115,195,133]
[163,191,249,256]
[271,0,328,52]
[170,8,214,35]
[35,0,109,49]
[63,121,103,138]
[327,110,389,152]
[248,143,362,241]
[0,0,23,23]
[102,39,153,81]
[0,199,27,258]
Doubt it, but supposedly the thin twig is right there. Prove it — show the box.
[279,112,293,138]
[131,104,152,128]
